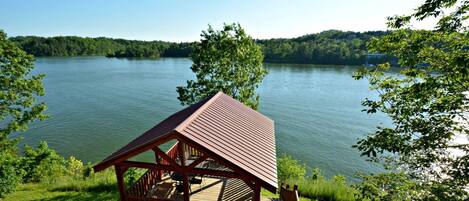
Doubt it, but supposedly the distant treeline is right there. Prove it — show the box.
[10,36,193,58]
[260,30,392,65]
[10,30,392,65]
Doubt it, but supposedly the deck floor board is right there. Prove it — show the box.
[145,176,270,201]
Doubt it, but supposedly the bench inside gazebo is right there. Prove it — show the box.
[93,92,277,201]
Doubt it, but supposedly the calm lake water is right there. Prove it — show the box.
[17,57,391,178]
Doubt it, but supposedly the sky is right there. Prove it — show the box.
[0,0,437,42]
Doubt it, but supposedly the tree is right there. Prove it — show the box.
[177,23,267,110]
[387,0,468,32]
[0,30,47,196]
[277,154,307,181]
[0,30,47,152]
[354,0,468,200]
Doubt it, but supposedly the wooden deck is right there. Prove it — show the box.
[145,176,271,201]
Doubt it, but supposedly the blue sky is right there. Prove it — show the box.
[0,0,435,42]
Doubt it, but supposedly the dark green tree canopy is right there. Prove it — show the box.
[0,30,47,153]
[177,23,267,110]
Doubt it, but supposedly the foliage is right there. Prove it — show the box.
[353,172,418,201]
[259,30,392,65]
[0,153,21,197]
[0,29,47,197]
[10,35,194,58]
[67,156,84,178]
[284,168,356,201]
[124,168,146,188]
[278,154,355,201]
[48,168,117,193]
[106,44,160,58]
[354,30,468,200]
[387,0,468,32]
[20,141,67,183]
[0,30,47,153]
[177,23,267,109]
[261,188,313,201]
[10,30,393,65]
[354,0,468,200]
[278,154,307,181]
[287,178,356,201]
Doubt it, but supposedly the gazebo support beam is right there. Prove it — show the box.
[153,146,180,168]
[153,150,162,181]
[114,164,127,201]
[187,155,208,169]
[119,161,244,178]
[178,141,190,201]
[253,183,261,201]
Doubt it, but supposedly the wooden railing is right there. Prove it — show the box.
[184,143,203,158]
[127,169,160,198]
[125,141,205,200]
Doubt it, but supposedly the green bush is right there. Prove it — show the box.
[353,172,418,201]
[20,141,66,183]
[0,159,21,197]
[67,156,84,178]
[277,154,307,181]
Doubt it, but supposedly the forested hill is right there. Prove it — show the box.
[10,30,390,65]
[259,30,390,65]
[9,36,193,58]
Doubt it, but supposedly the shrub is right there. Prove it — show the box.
[0,158,21,197]
[277,154,307,181]
[20,141,66,182]
[67,156,84,178]
[124,168,139,187]
[83,162,95,178]
[353,172,419,201]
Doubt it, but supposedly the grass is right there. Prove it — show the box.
[1,169,119,201]
[284,178,357,201]
[2,169,288,201]
[262,188,314,201]
[1,183,118,201]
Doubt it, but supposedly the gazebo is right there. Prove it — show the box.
[93,92,277,201]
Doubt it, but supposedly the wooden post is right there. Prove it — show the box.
[178,141,186,166]
[178,141,190,201]
[154,149,162,181]
[115,165,127,201]
[253,183,261,201]
[182,173,190,201]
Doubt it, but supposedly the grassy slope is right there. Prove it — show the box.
[261,189,313,201]
[2,183,118,201]
[1,169,315,201]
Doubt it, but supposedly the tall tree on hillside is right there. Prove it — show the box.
[0,30,47,196]
[177,23,267,110]
[353,0,468,200]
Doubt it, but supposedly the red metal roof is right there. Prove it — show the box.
[94,92,277,190]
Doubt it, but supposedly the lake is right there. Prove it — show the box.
[17,57,390,178]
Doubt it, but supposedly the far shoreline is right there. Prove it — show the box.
[34,55,368,67]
